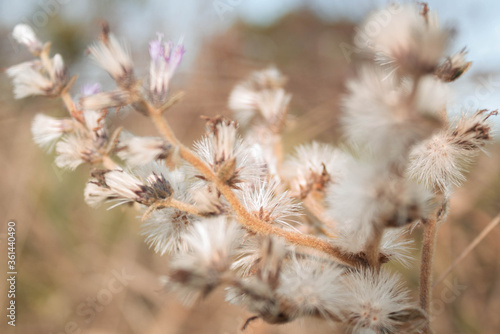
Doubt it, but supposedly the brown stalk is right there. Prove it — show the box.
[419,200,448,333]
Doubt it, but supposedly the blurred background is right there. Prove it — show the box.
[1,0,500,333]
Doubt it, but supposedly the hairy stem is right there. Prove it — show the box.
[419,199,448,333]
[419,216,437,333]
[364,224,384,271]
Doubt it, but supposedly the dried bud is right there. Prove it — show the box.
[435,49,472,82]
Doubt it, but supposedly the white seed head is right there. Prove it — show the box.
[167,217,243,303]
[89,33,134,88]
[356,3,449,75]
[342,67,444,163]
[285,142,351,195]
[6,61,54,99]
[407,109,496,194]
[80,89,131,110]
[240,180,301,230]
[341,269,425,333]
[229,67,289,127]
[117,133,172,166]
[55,135,100,170]
[12,24,43,54]
[31,114,74,151]
[276,256,346,320]
[104,169,144,201]
[326,160,432,252]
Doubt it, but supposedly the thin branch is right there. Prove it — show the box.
[364,224,384,271]
[419,200,448,333]
[145,98,365,268]
[141,197,205,221]
[419,216,438,324]
[433,212,500,289]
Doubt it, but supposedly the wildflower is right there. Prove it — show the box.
[12,24,43,54]
[148,33,185,104]
[407,109,497,194]
[341,270,426,333]
[31,114,74,151]
[116,133,172,166]
[88,24,134,88]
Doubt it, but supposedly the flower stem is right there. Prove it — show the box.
[146,99,364,268]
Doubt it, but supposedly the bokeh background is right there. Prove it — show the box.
[1,1,500,333]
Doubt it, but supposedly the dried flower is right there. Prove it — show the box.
[148,33,185,104]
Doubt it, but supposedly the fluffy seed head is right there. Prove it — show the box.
[12,24,43,54]
[341,270,426,333]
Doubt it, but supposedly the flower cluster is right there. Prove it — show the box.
[7,3,497,333]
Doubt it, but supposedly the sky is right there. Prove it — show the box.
[1,0,500,129]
